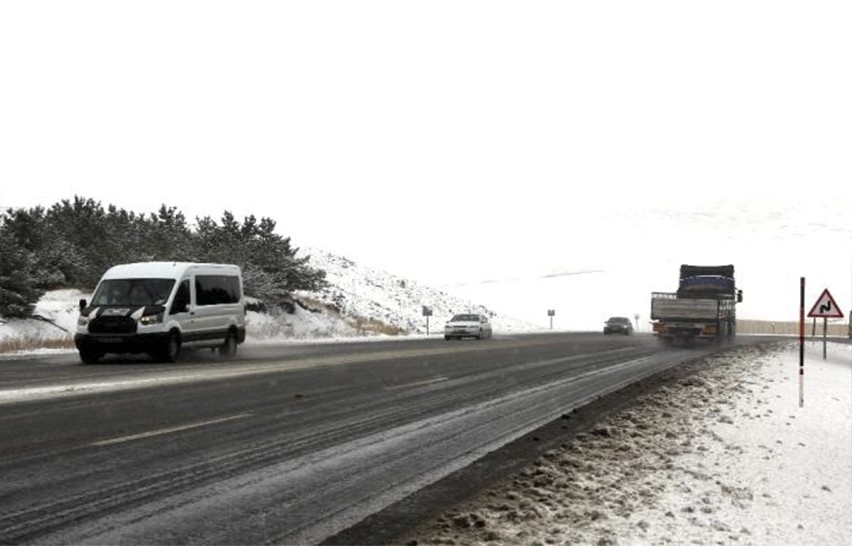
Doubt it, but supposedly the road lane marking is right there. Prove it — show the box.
[385,376,449,390]
[91,413,253,447]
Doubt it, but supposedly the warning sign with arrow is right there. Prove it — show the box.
[807,288,844,318]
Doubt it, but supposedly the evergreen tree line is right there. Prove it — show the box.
[0,196,327,317]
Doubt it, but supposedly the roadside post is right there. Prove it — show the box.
[422,306,432,336]
[807,288,844,361]
[799,278,805,407]
[547,309,555,330]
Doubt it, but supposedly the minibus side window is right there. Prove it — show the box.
[170,280,191,314]
[195,275,240,306]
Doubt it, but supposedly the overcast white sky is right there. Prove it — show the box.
[2,1,851,324]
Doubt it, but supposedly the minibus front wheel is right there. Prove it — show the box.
[79,349,102,365]
[156,331,181,363]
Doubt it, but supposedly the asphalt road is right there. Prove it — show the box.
[0,333,771,545]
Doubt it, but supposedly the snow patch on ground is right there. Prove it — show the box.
[32,289,89,331]
[403,342,852,546]
[0,289,86,351]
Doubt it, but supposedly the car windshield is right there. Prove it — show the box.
[450,314,480,322]
[607,317,630,324]
[91,279,176,307]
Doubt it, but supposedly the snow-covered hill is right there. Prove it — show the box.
[247,247,539,341]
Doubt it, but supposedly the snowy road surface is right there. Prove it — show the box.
[0,332,727,544]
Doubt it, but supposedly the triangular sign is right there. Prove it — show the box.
[807,289,844,318]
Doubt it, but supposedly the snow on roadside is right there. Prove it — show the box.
[402,342,852,546]
[32,289,88,333]
[0,289,85,349]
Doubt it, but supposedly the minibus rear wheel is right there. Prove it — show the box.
[219,330,238,358]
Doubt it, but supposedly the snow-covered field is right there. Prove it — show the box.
[402,341,852,546]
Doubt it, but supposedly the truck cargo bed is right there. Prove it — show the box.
[651,292,722,321]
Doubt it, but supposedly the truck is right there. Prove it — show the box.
[651,264,742,345]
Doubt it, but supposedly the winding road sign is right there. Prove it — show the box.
[807,289,844,318]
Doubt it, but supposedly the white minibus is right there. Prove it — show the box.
[75,262,246,363]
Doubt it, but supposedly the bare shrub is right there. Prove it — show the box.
[347,317,407,336]
[0,334,75,354]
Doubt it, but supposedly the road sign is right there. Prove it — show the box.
[807,289,844,318]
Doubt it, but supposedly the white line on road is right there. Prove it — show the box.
[91,413,253,447]
[385,376,449,390]
[0,339,636,406]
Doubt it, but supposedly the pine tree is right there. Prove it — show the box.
[1,198,328,314]
[0,223,44,317]
[194,212,327,308]
[139,205,194,262]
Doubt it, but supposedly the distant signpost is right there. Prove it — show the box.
[422,306,433,335]
[547,309,555,330]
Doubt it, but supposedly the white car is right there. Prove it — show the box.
[444,313,492,340]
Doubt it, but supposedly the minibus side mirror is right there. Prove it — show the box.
[79,299,87,312]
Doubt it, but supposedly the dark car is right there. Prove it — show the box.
[604,316,633,335]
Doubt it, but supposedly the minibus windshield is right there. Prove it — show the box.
[91,279,176,307]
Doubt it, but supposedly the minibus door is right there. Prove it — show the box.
[170,278,197,339]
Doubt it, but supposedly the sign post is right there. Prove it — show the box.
[422,306,433,336]
[799,278,805,407]
[807,288,844,361]
[547,309,555,330]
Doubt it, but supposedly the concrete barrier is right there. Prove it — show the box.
[737,319,849,337]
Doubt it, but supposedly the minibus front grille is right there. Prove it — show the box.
[90,316,137,334]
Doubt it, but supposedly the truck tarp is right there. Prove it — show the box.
[678,264,736,299]
[679,265,735,281]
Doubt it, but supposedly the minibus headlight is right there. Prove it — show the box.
[139,313,163,325]
[77,316,90,327]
